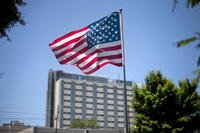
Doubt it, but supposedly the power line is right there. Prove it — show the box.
[0,110,45,116]
[0,118,45,120]
[0,105,44,110]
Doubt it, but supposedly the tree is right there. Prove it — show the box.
[132,71,200,133]
[86,118,100,128]
[0,0,26,41]
[70,118,100,129]
[70,118,85,128]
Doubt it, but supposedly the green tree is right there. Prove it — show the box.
[132,71,200,133]
[0,0,26,41]
[70,118,100,129]
[86,118,100,128]
[70,118,85,128]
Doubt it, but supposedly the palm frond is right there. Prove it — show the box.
[197,56,200,67]
[187,0,200,8]
[176,36,198,47]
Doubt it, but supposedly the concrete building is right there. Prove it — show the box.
[46,69,134,129]
[0,121,31,133]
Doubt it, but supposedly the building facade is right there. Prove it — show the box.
[46,69,134,129]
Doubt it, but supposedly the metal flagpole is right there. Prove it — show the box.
[119,9,129,133]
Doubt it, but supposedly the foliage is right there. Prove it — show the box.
[132,71,200,133]
[70,118,85,128]
[0,0,26,41]
[173,0,200,82]
[187,0,200,8]
[173,0,200,11]
[176,32,200,83]
[0,73,4,78]
[176,34,199,48]
[70,118,100,129]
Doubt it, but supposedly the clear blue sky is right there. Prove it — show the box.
[0,0,199,126]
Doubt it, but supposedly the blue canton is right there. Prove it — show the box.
[87,12,120,48]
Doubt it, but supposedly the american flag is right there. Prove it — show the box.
[49,12,122,74]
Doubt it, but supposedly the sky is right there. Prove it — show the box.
[0,0,199,126]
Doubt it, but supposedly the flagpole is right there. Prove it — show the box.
[119,9,129,133]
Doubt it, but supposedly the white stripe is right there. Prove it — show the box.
[78,50,121,68]
[53,36,87,55]
[82,58,122,73]
[78,54,97,68]
[93,40,121,49]
[53,43,74,55]
[57,42,88,62]
[50,28,89,49]
[60,46,121,65]
[57,41,121,63]
[97,49,122,57]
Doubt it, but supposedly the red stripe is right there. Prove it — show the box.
[78,54,122,70]
[51,36,83,51]
[82,62,122,74]
[77,55,97,70]
[99,44,121,51]
[49,26,89,47]
[59,46,90,64]
[73,44,121,65]
[55,38,87,58]
[98,54,122,61]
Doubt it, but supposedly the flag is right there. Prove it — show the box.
[49,12,122,74]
